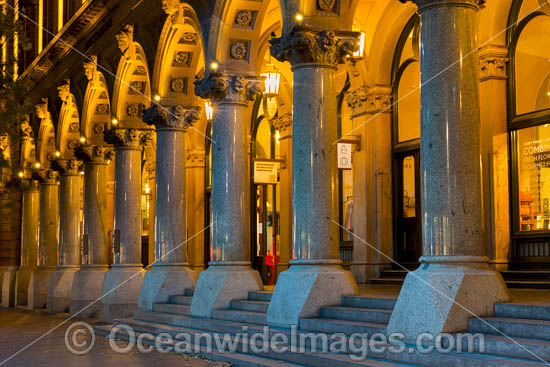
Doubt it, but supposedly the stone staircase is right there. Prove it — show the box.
[94,288,550,367]
[371,268,550,289]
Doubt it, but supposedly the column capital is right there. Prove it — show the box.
[186,149,206,168]
[269,26,358,69]
[32,169,59,184]
[20,178,39,191]
[345,85,392,116]
[74,143,115,164]
[104,128,153,149]
[398,0,485,11]
[479,45,509,82]
[50,157,83,176]
[194,72,264,105]
[142,104,200,131]
[0,135,7,154]
[271,114,292,138]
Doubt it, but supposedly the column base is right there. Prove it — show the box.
[190,264,262,318]
[138,264,196,311]
[70,266,109,318]
[99,264,145,323]
[266,264,358,328]
[1,266,18,308]
[15,267,34,308]
[386,257,510,343]
[0,266,6,305]
[27,268,54,310]
[47,267,79,314]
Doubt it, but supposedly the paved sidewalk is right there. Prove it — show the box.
[0,308,221,367]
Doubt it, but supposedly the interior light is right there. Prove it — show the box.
[18,171,24,178]
[55,151,61,157]
[154,94,161,102]
[205,101,214,121]
[112,118,118,125]
[80,136,86,143]
[295,14,303,22]
[35,162,41,168]
[210,62,218,71]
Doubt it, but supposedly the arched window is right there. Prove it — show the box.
[509,0,550,236]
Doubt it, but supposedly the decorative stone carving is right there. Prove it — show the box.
[126,103,146,119]
[21,121,33,140]
[162,0,180,18]
[94,123,105,135]
[345,85,391,115]
[134,65,147,76]
[271,114,293,137]
[0,136,8,156]
[318,0,336,12]
[48,136,55,144]
[58,80,72,104]
[173,51,191,67]
[269,27,358,68]
[74,144,115,163]
[47,152,56,161]
[479,46,508,82]
[69,123,80,132]
[142,103,200,130]
[116,24,134,58]
[230,42,248,60]
[32,169,59,184]
[194,72,264,105]
[398,0,485,8]
[129,81,146,95]
[35,98,51,122]
[68,139,79,150]
[96,103,109,114]
[186,149,206,168]
[170,77,187,94]
[50,157,83,176]
[83,55,98,81]
[235,10,253,27]
[179,32,197,45]
[345,86,368,109]
[104,128,153,149]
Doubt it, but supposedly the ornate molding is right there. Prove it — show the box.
[35,98,51,123]
[271,114,293,137]
[74,144,115,164]
[142,104,200,130]
[104,128,152,149]
[58,79,72,104]
[116,24,135,59]
[235,10,253,27]
[230,42,248,60]
[21,121,33,141]
[345,85,392,116]
[398,0,484,10]
[194,72,263,105]
[162,0,180,17]
[186,149,206,168]
[32,169,59,184]
[269,27,358,68]
[83,55,99,84]
[50,157,83,176]
[479,45,508,82]
[0,136,7,153]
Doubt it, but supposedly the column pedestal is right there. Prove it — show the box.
[70,265,109,317]
[1,266,18,307]
[47,266,79,313]
[27,268,54,309]
[139,264,196,311]
[100,264,144,322]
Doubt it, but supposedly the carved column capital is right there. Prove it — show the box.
[74,144,115,164]
[50,157,83,176]
[32,169,59,184]
[20,178,40,191]
[142,104,200,131]
[104,128,152,149]
[194,72,264,105]
[345,85,392,116]
[0,135,8,153]
[479,45,508,82]
[186,149,206,168]
[398,0,485,11]
[271,114,293,138]
[269,26,359,69]
[20,121,33,142]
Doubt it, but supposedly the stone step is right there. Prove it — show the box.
[153,303,190,315]
[230,299,270,313]
[299,318,386,335]
[97,319,419,367]
[506,281,550,289]
[495,303,550,321]
[342,296,397,311]
[320,306,392,324]
[212,309,267,325]
[369,278,405,286]
[169,295,192,305]
[248,291,273,302]
[482,334,550,362]
[500,271,550,281]
[183,288,195,297]
[469,317,550,340]
[379,270,408,279]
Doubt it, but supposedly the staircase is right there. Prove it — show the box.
[371,268,550,289]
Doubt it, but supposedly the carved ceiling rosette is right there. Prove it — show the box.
[269,27,358,68]
[104,128,152,149]
[194,71,264,105]
[50,157,83,176]
[74,143,115,164]
[142,104,200,131]
[32,169,59,184]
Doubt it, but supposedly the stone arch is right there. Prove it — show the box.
[111,24,153,129]
[81,56,112,145]
[35,98,56,168]
[56,80,81,158]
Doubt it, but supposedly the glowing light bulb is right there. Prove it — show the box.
[55,151,61,157]
[112,119,118,125]
[295,14,303,22]
[80,136,86,143]
[35,163,41,168]
[18,171,24,178]
[154,94,161,102]
[210,62,218,70]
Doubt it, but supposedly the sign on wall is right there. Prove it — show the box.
[254,161,278,184]
[337,143,352,169]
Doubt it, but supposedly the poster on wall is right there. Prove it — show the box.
[338,143,352,169]
[254,161,278,184]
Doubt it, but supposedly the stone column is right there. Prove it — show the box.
[190,71,264,318]
[265,28,359,327]
[137,105,199,311]
[387,0,510,341]
[47,158,82,313]
[69,144,114,317]
[15,180,40,308]
[99,128,152,323]
[26,170,59,309]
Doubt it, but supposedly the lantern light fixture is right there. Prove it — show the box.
[154,94,161,102]
[55,151,61,157]
[352,31,365,60]
[205,101,213,121]
[261,64,281,98]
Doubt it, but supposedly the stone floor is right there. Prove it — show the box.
[0,308,227,367]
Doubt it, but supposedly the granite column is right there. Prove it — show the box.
[387,0,510,341]
[190,71,264,318]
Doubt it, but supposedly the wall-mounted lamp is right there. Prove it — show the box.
[205,101,213,121]
[261,64,281,98]
[351,31,365,61]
